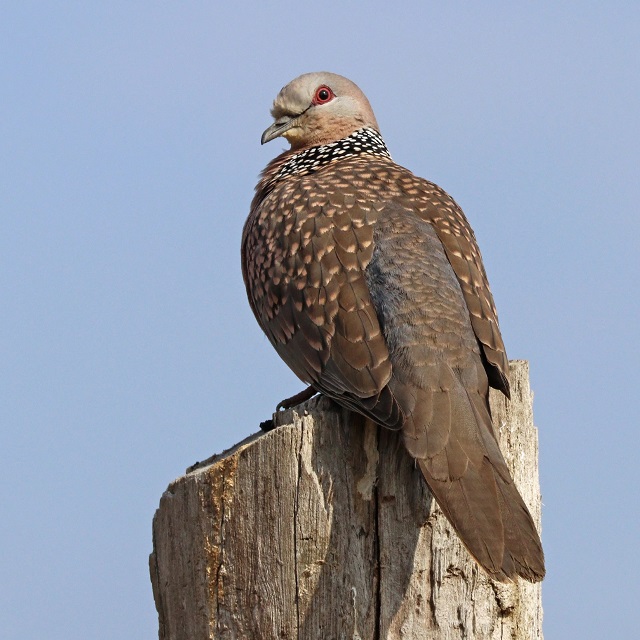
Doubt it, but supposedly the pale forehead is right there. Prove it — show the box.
[271,72,361,116]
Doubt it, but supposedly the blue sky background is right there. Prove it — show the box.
[2,2,638,638]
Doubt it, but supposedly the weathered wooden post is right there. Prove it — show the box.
[150,360,543,639]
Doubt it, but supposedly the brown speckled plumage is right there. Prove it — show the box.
[242,72,544,582]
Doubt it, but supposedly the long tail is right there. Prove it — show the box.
[418,458,545,582]
[409,384,545,582]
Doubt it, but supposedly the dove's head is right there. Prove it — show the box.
[261,72,380,151]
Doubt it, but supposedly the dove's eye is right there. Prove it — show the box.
[313,86,334,105]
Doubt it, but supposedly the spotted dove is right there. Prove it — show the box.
[242,72,545,582]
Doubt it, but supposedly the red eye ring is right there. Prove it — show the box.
[313,85,335,105]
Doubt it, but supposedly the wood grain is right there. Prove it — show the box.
[150,360,543,639]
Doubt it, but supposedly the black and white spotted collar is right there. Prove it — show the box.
[272,127,391,184]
